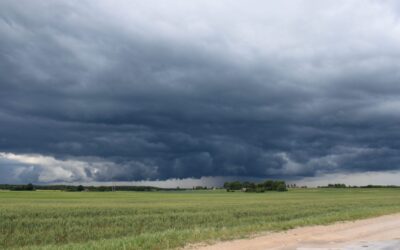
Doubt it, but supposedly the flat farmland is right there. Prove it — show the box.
[1,189,400,250]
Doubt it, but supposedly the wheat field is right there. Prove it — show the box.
[1,188,400,250]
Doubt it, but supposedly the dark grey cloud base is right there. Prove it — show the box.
[1,0,400,183]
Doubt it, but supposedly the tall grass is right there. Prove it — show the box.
[1,188,400,249]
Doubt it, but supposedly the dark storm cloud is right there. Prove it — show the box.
[1,0,400,183]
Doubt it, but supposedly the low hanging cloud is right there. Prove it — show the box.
[1,0,400,184]
[0,152,160,183]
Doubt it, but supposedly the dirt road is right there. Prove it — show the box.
[185,213,400,250]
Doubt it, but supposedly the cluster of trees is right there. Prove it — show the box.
[223,180,288,192]
[326,183,347,188]
[192,186,209,190]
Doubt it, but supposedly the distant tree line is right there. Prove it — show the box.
[223,180,288,192]
[3,183,398,192]
[192,186,208,190]
[360,185,400,188]
[327,183,347,188]
[2,183,36,191]
[319,184,400,188]
[0,184,186,192]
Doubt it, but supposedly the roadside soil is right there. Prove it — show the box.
[184,213,400,250]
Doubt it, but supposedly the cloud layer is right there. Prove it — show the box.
[1,0,400,183]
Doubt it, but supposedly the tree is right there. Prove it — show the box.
[26,183,34,191]
[224,181,242,191]
[263,180,274,190]
[276,183,288,192]
[77,185,84,192]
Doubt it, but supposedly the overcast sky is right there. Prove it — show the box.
[1,0,400,186]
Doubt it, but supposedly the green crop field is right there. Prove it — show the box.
[1,188,400,250]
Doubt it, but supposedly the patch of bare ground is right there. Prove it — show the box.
[184,213,400,250]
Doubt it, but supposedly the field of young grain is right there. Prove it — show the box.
[1,189,400,250]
